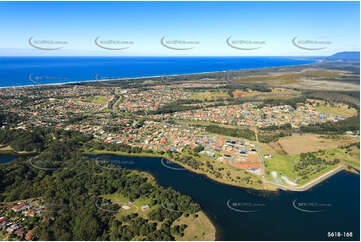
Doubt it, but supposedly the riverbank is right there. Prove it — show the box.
[1,151,359,240]
[96,154,216,241]
[266,165,345,191]
[0,145,36,156]
[86,148,358,193]
[84,149,271,192]
[85,152,360,240]
[171,211,216,241]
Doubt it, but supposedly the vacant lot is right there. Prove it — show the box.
[190,90,229,101]
[264,153,296,182]
[315,103,357,117]
[264,134,358,155]
[87,96,108,104]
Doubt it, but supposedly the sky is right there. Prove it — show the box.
[0,1,359,56]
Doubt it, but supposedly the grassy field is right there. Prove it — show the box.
[297,163,340,185]
[171,211,215,241]
[263,153,297,182]
[264,134,359,155]
[315,103,357,117]
[74,96,108,104]
[235,68,360,91]
[87,96,108,104]
[263,140,359,186]
[263,152,342,186]
[101,192,156,219]
[190,90,229,101]
[233,88,300,99]
[237,69,345,85]
[324,147,360,169]
[101,108,112,112]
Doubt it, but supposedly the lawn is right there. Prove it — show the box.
[315,103,357,117]
[264,154,297,182]
[265,134,359,155]
[323,148,359,169]
[86,96,108,104]
[190,91,229,101]
[263,146,355,186]
[101,192,156,219]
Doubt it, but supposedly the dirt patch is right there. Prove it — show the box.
[247,152,261,162]
[232,162,261,169]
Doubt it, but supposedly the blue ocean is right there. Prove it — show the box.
[0,57,315,88]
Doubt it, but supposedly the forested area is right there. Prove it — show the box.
[304,90,360,107]
[258,131,292,143]
[0,128,92,158]
[205,125,256,141]
[300,116,360,134]
[0,128,201,240]
[258,123,293,143]
[0,111,23,127]
[259,97,307,109]
[294,151,341,180]
[259,123,292,131]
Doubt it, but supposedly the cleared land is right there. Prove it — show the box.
[101,192,155,219]
[266,134,359,155]
[267,164,345,191]
[191,90,229,101]
[262,134,360,186]
[171,211,215,241]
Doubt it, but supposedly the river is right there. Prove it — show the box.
[0,154,16,163]
[1,154,359,240]
[92,154,360,241]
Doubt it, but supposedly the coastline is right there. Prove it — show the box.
[0,58,318,89]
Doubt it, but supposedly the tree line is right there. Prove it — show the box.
[205,125,256,141]
[0,127,201,240]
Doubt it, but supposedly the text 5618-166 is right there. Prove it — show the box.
[328,232,353,238]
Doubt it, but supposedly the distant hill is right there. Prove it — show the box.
[327,51,360,61]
